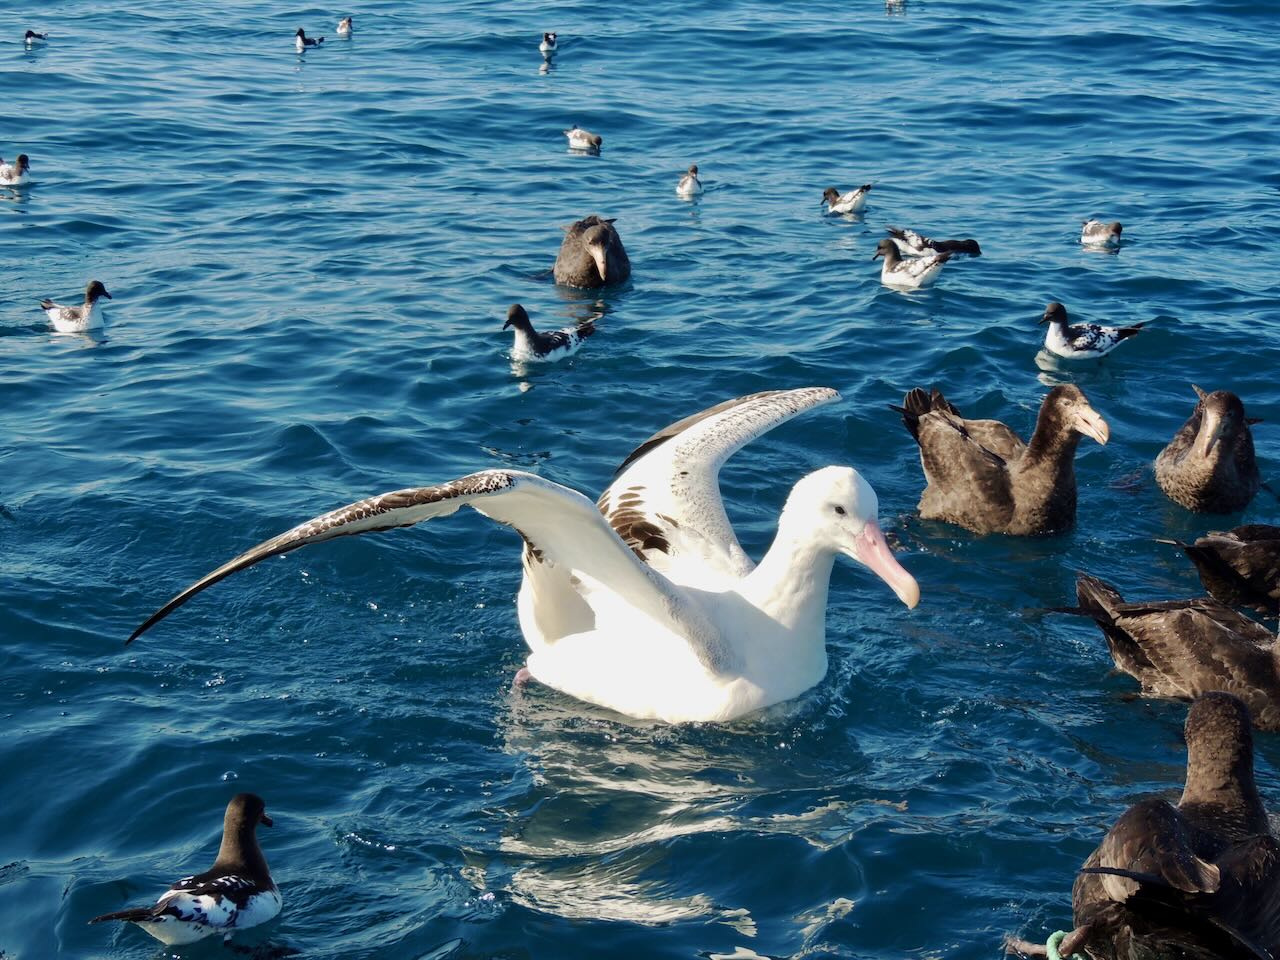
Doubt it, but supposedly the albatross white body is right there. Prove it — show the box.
[128,389,920,723]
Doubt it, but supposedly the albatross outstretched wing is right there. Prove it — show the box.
[598,387,840,585]
[127,470,722,666]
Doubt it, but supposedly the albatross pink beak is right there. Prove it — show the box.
[589,244,608,282]
[854,520,920,609]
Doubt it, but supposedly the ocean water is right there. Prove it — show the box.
[3,1,1280,957]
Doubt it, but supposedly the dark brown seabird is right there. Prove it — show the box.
[1008,693,1280,960]
[1155,386,1261,514]
[1062,573,1280,730]
[552,215,631,288]
[893,384,1109,536]
[1160,525,1280,617]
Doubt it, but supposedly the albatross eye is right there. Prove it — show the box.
[833,505,846,515]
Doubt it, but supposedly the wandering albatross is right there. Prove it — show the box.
[1007,692,1280,960]
[1060,573,1280,730]
[126,388,921,723]
[893,384,1110,536]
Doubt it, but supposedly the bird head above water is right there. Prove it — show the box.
[85,280,112,303]
[1039,301,1068,326]
[503,303,534,332]
[780,466,920,609]
[1190,385,1258,457]
[1041,384,1110,445]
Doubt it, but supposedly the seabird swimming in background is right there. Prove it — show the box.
[886,226,981,258]
[24,30,48,44]
[676,164,703,197]
[894,385,1109,536]
[873,238,950,289]
[564,126,602,151]
[503,304,595,362]
[1081,219,1123,247]
[39,280,111,334]
[124,389,920,723]
[336,17,352,36]
[88,794,281,946]
[1039,301,1145,360]
[0,154,31,186]
[1007,693,1280,960]
[822,184,871,215]
[1061,574,1280,729]
[1159,525,1280,616]
[295,28,324,51]
[540,32,557,55]
[552,215,630,288]
[1155,386,1261,514]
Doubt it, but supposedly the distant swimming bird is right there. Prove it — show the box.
[676,164,703,198]
[39,280,111,334]
[1155,386,1261,514]
[0,154,31,186]
[124,388,921,723]
[1081,219,1123,247]
[336,17,352,36]
[504,304,595,362]
[1007,693,1280,960]
[553,215,630,288]
[24,30,48,44]
[894,385,1109,536]
[822,184,871,215]
[1062,574,1280,731]
[540,32,557,55]
[1039,301,1145,360]
[1160,525,1280,617]
[872,238,950,289]
[88,794,281,946]
[564,126,602,151]
[295,28,324,51]
[886,226,981,258]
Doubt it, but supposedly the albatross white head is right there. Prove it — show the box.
[783,466,920,608]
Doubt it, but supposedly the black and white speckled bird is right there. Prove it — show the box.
[1081,219,1123,247]
[540,32,557,55]
[88,794,281,946]
[821,184,871,215]
[39,280,111,334]
[886,226,981,258]
[872,238,951,289]
[24,30,48,44]
[1039,301,1145,360]
[676,164,703,198]
[504,304,595,362]
[295,28,324,51]
[564,126,602,151]
[0,154,31,186]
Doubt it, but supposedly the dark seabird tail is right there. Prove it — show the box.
[1115,322,1146,341]
[577,320,596,338]
[891,387,960,444]
[89,907,157,924]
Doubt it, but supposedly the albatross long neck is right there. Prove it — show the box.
[742,523,836,640]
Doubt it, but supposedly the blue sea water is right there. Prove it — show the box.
[3,1,1280,957]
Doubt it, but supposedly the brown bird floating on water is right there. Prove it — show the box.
[893,384,1109,536]
[1007,693,1280,960]
[1155,386,1262,514]
[1059,573,1280,730]
[552,215,631,288]
[1160,525,1280,617]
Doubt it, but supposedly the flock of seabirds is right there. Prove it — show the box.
[10,19,1280,960]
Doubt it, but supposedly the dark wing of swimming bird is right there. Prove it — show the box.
[1165,526,1280,614]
